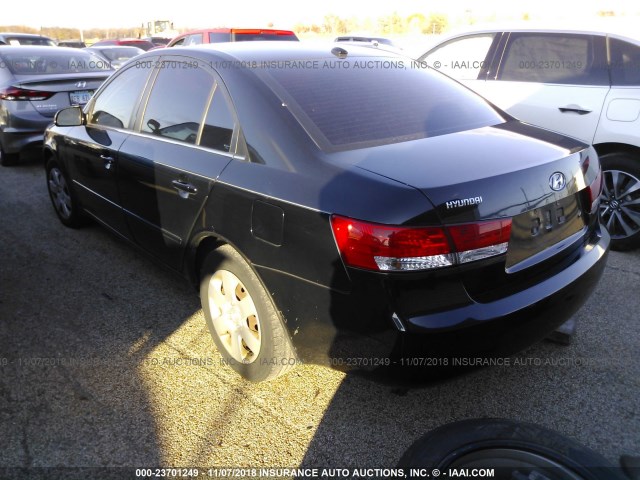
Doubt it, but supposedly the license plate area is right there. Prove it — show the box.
[505,193,585,270]
[69,90,93,105]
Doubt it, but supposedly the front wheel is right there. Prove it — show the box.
[599,152,640,251]
[398,418,626,480]
[199,244,296,382]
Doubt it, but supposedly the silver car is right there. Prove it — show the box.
[0,46,113,166]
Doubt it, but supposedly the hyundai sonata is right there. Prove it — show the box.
[44,43,609,381]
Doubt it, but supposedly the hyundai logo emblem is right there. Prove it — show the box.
[549,172,566,192]
[75,81,87,88]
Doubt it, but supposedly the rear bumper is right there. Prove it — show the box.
[400,225,609,358]
[408,227,609,332]
[1,129,48,154]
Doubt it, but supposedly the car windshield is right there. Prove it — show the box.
[263,56,506,151]
[0,50,112,75]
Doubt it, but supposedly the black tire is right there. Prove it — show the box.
[398,418,626,480]
[0,145,19,166]
[199,244,296,382]
[46,159,85,228]
[599,152,640,251]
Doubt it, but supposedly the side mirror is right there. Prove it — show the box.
[54,106,85,127]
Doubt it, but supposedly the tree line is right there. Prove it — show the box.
[1,11,450,42]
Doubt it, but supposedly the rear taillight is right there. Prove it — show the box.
[0,87,54,101]
[581,155,603,214]
[331,215,511,272]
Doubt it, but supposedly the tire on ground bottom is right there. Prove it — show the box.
[199,244,296,382]
[397,418,626,480]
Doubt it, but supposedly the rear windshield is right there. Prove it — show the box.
[0,51,113,75]
[234,33,298,42]
[263,57,505,151]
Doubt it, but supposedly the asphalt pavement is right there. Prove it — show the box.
[0,155,638,478]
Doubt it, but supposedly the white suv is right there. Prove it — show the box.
[420,27,640,250]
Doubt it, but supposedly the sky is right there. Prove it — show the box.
[4,0,639,30]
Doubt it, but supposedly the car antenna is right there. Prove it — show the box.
[331,47,348,59]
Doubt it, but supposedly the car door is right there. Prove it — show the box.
[117,56,237,270]
[63,64,152,236]
[477,32,610,144]
[593,36,640,147]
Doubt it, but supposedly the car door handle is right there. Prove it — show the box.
[100,154,114,170]
[558,105,592,115]
[171,180,197,199]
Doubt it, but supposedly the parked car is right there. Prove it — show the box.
[84,45,144,69]
[0,46,113,166]
[166,28,298,47]
[0,33,56,46]
[57,40,87,48]
[143,36,171,47]
[334,35,403,53]
[335,35,399,48]
[44,43,608,382]
[91,39,155,51]
[419,26,640,250]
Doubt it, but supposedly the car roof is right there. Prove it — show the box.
[162,41,404,61]
[0,32,53,38]
[0,45,81,54]
[176,28,297,36]
[433,20,640,45]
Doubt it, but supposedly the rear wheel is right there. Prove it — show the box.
[398,418,626,480]
[599,152,640,250]
[200,244,296,382]
[46,159,85,228]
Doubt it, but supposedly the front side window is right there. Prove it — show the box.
[421,34,496,80]
[185,34,203,46]
[141,60,215,144]
[499,33,608,85]
[89,65,151,129]
[609,37,640,86]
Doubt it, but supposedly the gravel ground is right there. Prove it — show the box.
[0,157,638,479]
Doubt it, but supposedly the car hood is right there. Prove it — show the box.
[336,121,592,223]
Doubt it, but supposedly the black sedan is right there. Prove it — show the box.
[44,43,609,382]
[0,46,113,166]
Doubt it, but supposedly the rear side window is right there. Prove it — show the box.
[264,58,505,151]
[498,33,608,85]
[609,37,640,86]
[141,61,215,144]
[208,33,231,43]
[0,51,111,75]
[90,65,151,129]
